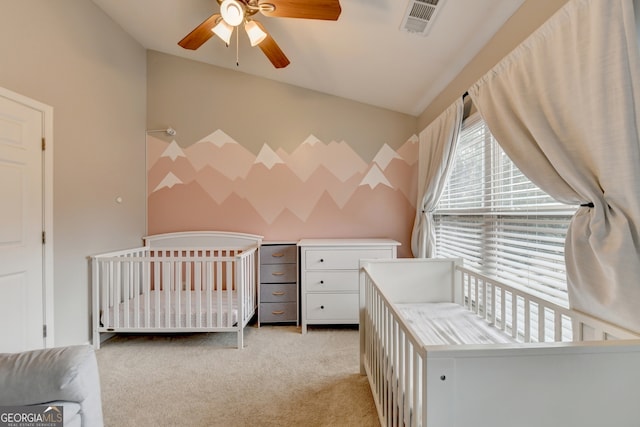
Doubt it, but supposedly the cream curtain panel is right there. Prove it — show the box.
[469,0,640,332]
[411,98,463,258]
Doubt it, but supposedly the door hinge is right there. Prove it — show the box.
[42,137,46,151]
[42,231,46,244]
[43,324,47,338]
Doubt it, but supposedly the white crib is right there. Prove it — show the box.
[91,231,262,349]
[360,258,640,427]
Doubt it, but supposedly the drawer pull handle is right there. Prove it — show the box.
[320,258,324,262]
[272,310,285,315]
[272,253,285,258]
[272,291,285,296]
[320,305,325,309]
[271,272,285,276]
[320,280,324,284]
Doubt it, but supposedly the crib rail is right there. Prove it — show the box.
[91,245,259,349]
[456,266,639,342]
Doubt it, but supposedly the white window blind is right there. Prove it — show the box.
[435,114,576,306]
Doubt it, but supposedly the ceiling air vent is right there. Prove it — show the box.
[400,0,446,36]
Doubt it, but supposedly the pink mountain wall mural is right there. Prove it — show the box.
[147,130,418,257]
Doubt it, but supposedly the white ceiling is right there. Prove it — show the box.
[91,0,524,116]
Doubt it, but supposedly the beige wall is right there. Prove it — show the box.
[417,0,570,129]
[147,51,419,255]
[147,51,417,161]
[0,1,147,345]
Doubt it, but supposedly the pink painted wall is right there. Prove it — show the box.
[147,130,417,257]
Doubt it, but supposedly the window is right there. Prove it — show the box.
[434,114,576,306]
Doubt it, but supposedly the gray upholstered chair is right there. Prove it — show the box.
[0,345,104,426]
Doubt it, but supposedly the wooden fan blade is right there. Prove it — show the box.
[255,22,290,69]
[178,13,221,50]
[259,0,341,20]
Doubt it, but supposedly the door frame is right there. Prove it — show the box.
[0,86,54,348]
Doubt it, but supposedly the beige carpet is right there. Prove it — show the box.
[95,325,379,426]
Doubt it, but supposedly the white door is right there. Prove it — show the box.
[0,93,45,352]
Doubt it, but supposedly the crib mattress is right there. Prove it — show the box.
[102,290,239,329]
[395,302,517,346]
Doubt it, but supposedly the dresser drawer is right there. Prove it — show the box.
[305,293,359,321]
[260,283,296,303]
[305,270,359,292]
[260,263,297,283]
[260,302,297,323]
[304,249,392,270]
[261,244,297,264]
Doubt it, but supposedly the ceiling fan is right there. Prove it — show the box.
[178,0,342,69]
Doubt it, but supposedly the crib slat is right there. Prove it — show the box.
[185,260,192,328]
[384,302,390,424]
[524,298,531,343]
[378,294,383,412]
[463,272,469,310]
[384,303,390,424]
[115,261,122,328]
[142,257,148,328]
[491,284,496,325]
[373,282,380,403]
[195,262,202,328]
[511,291,518,340]
[175,257,181,328]
[482,279,487,320]
[154,259,161,327]
[372,288,379,407]
[380,297,385,420]
[164,260,171,328]
[416,351,423,427]
[214,259,221,327]
[128,259,135,327]
[555,311,562,342]
[402,329,408,427]
[500,287,506,332]
[538,304,546,343]
[133,259,140,328]
[123,261,130,328]
[226,254,233,327]
[101,262,110,329]
[474,276,479,315]
[390,311,396,426]
[208,260,214,328]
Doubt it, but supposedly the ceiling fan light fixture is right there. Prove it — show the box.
[212,19,234,44]
[220,0,245,27]
[244,20,267,47]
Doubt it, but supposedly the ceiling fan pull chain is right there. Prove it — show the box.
[236,29,239,67]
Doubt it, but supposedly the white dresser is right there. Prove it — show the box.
[298,238,400,333]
